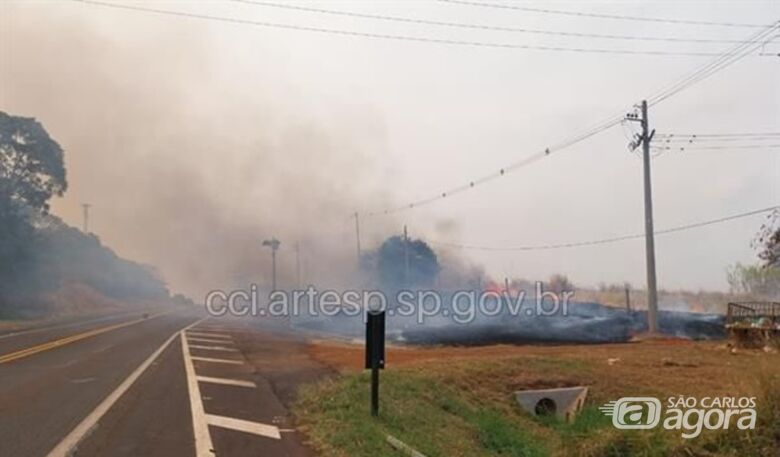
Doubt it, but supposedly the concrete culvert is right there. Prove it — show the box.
[515,386,588,423]
[534,398,557,416]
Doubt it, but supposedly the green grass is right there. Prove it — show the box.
[295,370,549,457]
[683,374,780,457]
[294,359,780,457]
[472,409,547,457]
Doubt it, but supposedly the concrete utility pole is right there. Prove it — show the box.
[625,283,632,312]
[403,225,410,287]
[81,203,91,233]
[295,241,301,288]
[627,100,658,333]
[354,212,362,266]
[262,238,281,292]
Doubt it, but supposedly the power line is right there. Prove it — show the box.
[657,132,780,139]
[653,143,780,150]
[71,0,778,220]
[648,21,780,105]
[362,113,625,216]
[437,0,767,29]
[427,205,779,252]
[653,132,780,149]
[72,0,744,56]
[658,137,780,143]
[656,137,780,144]
[230,0,748,44]
[360,21,778,217]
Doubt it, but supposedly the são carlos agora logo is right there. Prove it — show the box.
[600,396,757,439]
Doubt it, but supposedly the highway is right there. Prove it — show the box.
[0,310,319,457]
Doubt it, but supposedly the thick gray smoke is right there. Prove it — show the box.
[0,2,397,298]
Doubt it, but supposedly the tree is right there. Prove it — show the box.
[753,209,779,268]
[0,112,68,307]
[724,211,780,298]
[726,263,780,296]
[376,236,439,289]
[0,111,67,213]
[547,274,574,294]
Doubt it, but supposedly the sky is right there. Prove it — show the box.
[1,0,778,296]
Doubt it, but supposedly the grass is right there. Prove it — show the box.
[296,342,780,457]
[296,370,549,457]
[682,374,780,457]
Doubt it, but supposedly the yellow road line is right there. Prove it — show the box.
[0,312,168,365]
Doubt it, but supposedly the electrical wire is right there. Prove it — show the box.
[360,21,778,217]
[229,0,750,44]
[437,0,767,29]
[653,143,780,151]
[648,21,780,106]
[362,113,625,216]
[656,137,780,144]
[71,0,746,56]
[427,205,779,251]
[70,0,779,220]
[657,132,780,139]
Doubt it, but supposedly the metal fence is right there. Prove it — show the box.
[726,302,780,327]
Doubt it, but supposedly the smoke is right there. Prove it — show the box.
[294,300,726,346]
[0,2,396,298]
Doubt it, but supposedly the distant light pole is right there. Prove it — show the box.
[82,203,91,233]
[295,241,301,288]
[262,238,281,291]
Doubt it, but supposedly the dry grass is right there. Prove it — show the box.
[308,339,777,402]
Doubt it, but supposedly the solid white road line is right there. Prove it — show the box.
[187,337,234,344]
[196,375,256,388]
[189,345,238,352]
[186,332,232,339]
[46,317,208,457]
[182,333,215,457]
[205,414,281,440]
[191,356,244,365]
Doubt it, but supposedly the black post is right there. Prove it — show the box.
[365,311,385,417]
[370,350,379,417]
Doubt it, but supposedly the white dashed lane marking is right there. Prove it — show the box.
[196,376,256,388]
[187,337,234,344]
[182,325,283,455]
[191,356,244,365]
[186,332,232,340]
[189,345,239,352]
[206,414,281,440]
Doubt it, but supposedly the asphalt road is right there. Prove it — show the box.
[0,311,324,457]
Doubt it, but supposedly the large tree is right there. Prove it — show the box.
[0,111,67,213]
[0,112,68,304]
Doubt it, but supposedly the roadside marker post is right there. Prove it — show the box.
[365,310,386,417]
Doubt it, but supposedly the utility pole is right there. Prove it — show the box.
[403,225,410,287]
[295,241,301,288]
[262,238,281,292]
[354,212,362,266]
[625,283,632,312]
[627,100,658,333]
[82,203,91,233]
